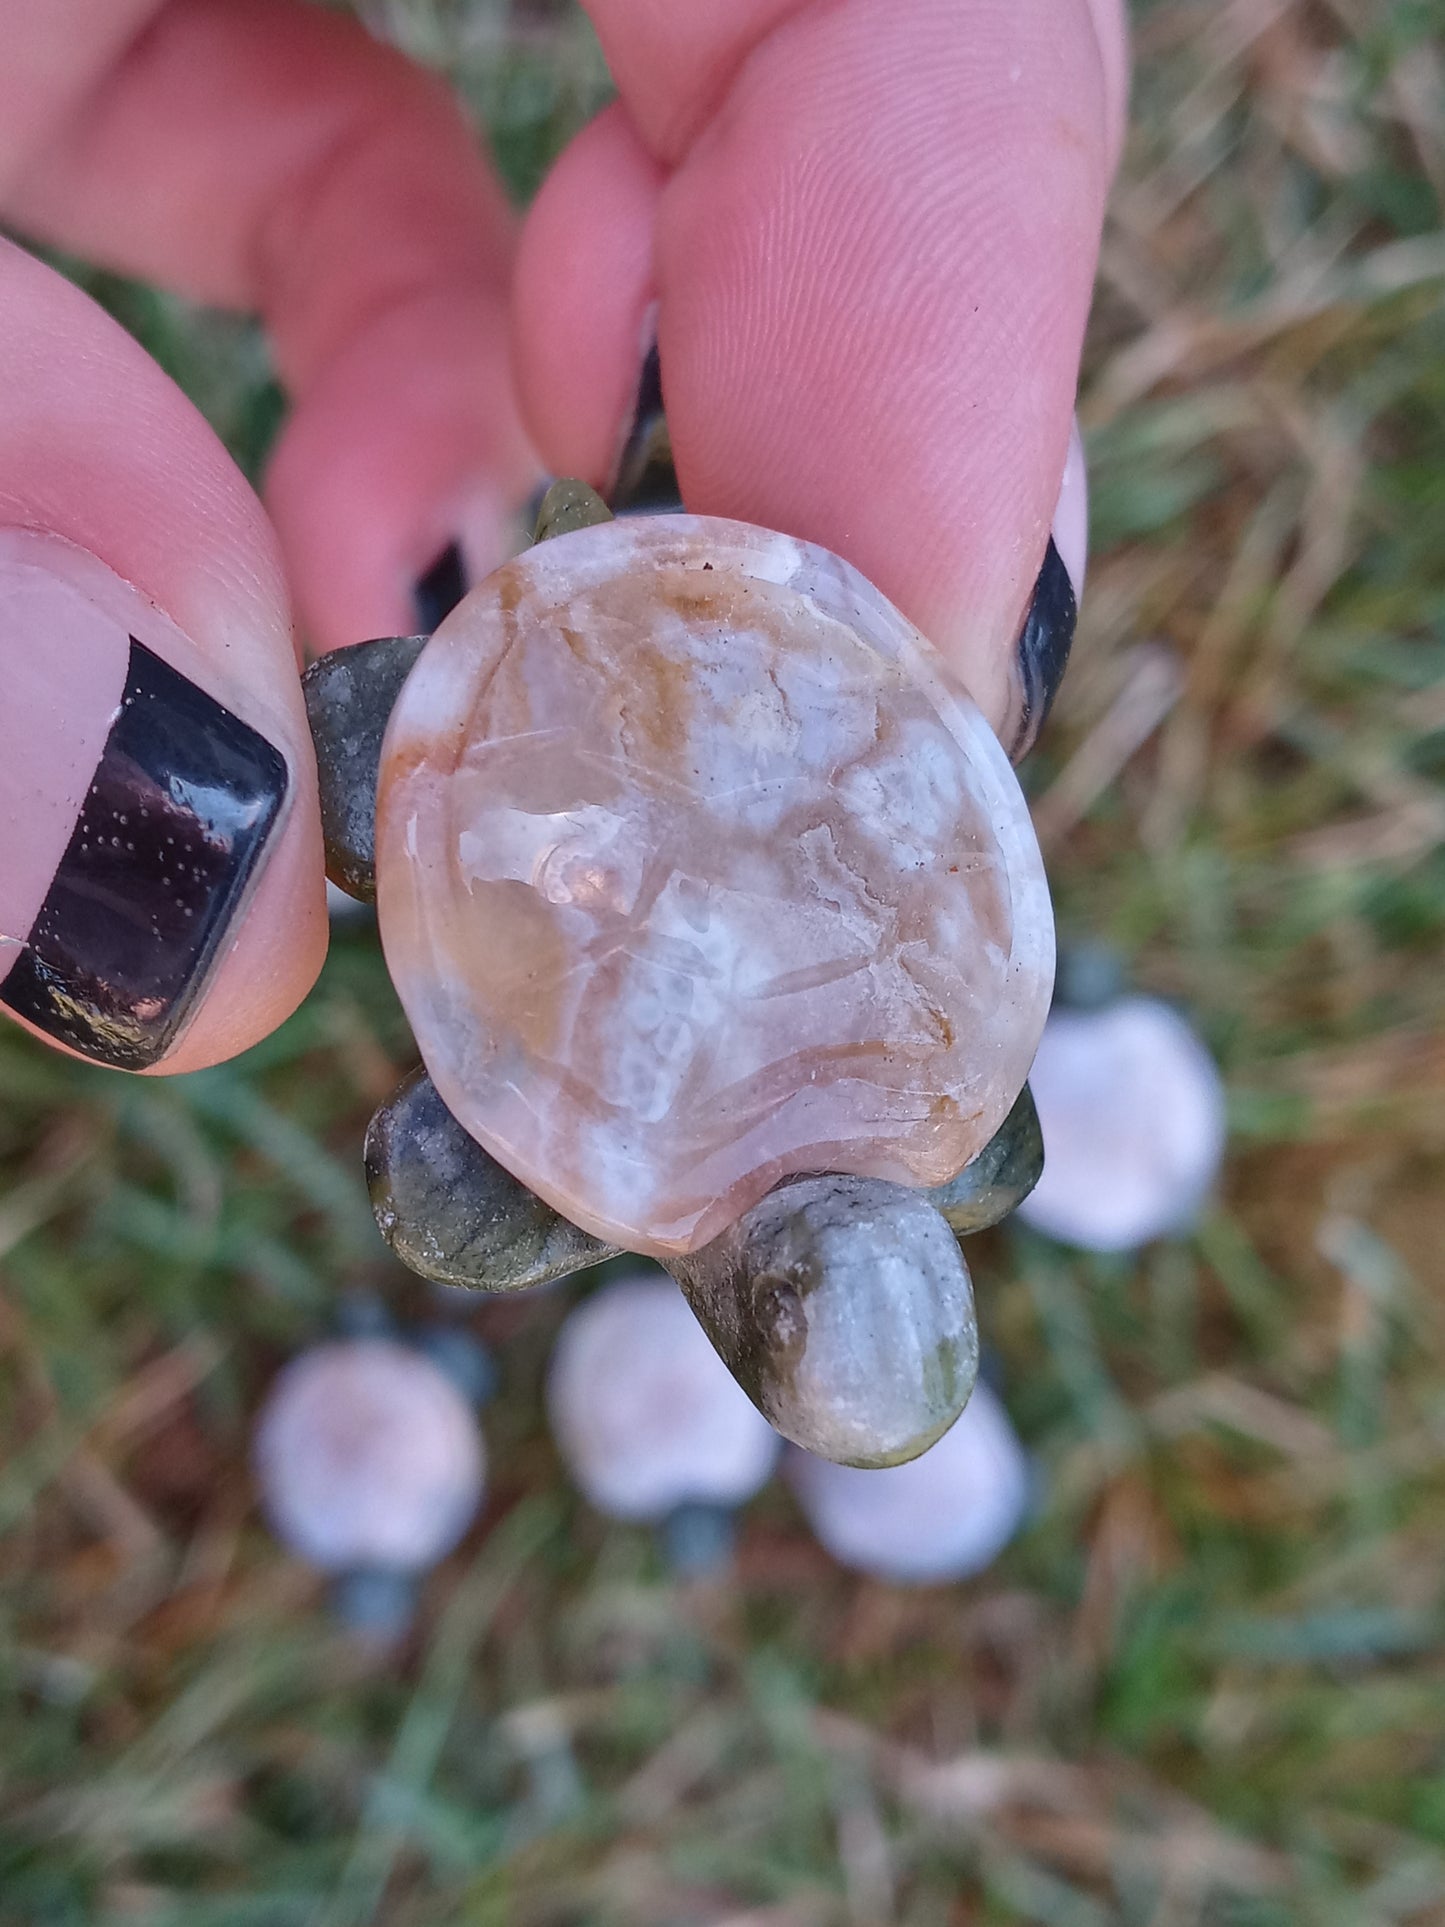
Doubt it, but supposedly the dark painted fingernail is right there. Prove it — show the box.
[0,541,288,1070]
[609,336,683,515]
[1008,537,1078,762]
[413,540,469,632]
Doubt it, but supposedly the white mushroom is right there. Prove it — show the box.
[547,1270,780,1522]
[1017,995,1226,1252]
[254,1338,486,1573]
[786,1379,1030,1584]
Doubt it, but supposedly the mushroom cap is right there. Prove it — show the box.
[254,1338,486,1573]
[547,1271,781,1521]
[1017,995,1226,1252]
[786,1379,1030,1584]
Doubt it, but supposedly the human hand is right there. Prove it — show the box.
[0,0,1124,1076]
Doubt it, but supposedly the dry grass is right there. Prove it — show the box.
[3,2,1444,1922]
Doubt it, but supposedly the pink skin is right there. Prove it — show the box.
[0,0,1123,1071]
[0,542,126,985]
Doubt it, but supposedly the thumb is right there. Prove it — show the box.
[0,238,325,1073]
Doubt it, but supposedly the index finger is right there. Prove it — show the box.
[512,0,1126,745]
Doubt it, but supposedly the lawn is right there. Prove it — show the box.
[2,2,1444,1922]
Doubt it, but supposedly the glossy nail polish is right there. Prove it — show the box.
[1008,537,1078,762]
[1051,420,1089,604]
[0,531,291,1070]
[609,339,683,515]
[1008,420,1087,763]
[413,540,469,633]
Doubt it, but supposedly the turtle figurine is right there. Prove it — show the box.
[302,478,1052,1469]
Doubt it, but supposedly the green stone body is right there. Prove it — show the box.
[367,1067,619,1291]
[531,478,615,544]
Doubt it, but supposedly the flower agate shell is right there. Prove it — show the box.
[377,516,1053,1257]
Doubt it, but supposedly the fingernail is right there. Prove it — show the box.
[1008,422,1087,762]
[609,320,683,515]
[0,530,290,1070]
[413,540,468,633]
[303,632,426,903]
[1009,539,1077,762]
[1051,417,1088,600]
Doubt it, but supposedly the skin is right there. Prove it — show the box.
[0,0,1128,1072]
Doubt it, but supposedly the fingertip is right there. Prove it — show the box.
[511,103,664,490]
[265,291,538,653]
[0,242,328,1073]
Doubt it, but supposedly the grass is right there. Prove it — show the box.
[3,0,1445,1921]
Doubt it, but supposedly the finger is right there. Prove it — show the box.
[512,0,1125,745]
[1,0,537,652]
[0,237,325,1072]
[578,0,1128,168]
[1053,417,1090,600]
